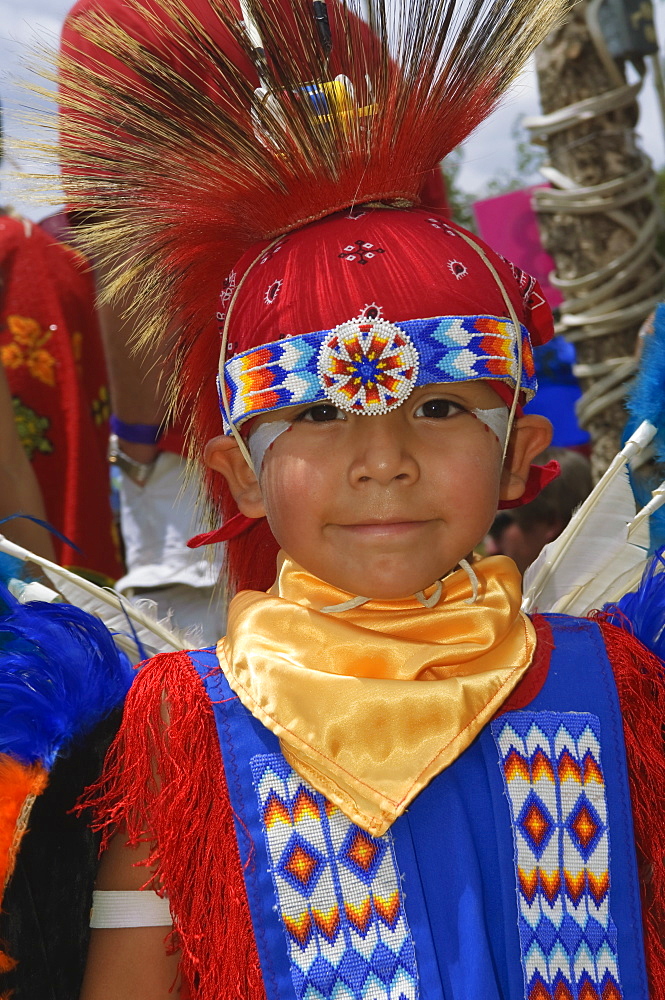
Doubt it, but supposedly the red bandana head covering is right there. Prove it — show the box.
[220,206,552,373]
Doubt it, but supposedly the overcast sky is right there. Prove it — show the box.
[2,1,665,218]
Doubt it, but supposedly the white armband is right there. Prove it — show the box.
[90,889,173,928]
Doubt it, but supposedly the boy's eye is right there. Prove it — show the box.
[297,403,346,422]
[413,398,465,419]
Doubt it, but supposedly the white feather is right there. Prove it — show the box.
[0,533,188,664]
[596,477,665,608]
[521,420,656,614]
[8,577,60,604]
[549,488,650,616]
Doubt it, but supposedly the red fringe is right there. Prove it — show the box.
[76,651,266,1000]
[597,620,665,999]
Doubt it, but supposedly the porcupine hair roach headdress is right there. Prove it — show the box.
[56,0,565,594]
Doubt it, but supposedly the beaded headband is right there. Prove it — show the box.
[218,312,537,433]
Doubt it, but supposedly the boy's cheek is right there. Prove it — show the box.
[258,460,321,540]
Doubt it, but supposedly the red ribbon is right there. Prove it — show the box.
[498,459,560,510]
[187,513,258,547]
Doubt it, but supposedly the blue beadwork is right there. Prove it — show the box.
[221,313,536,431]
[250,753,420,1000]
[492,711,624,1000]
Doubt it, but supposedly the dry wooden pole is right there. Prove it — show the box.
[527,0,664,478]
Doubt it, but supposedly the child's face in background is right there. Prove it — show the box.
[231,379,537,599]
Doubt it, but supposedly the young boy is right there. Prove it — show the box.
[54,1,665,998]
[78,205,665,1000]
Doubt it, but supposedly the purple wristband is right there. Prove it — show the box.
[109,415,163,445]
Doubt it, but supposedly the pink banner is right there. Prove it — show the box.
[473,186,562,309]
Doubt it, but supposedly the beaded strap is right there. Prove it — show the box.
[220,313,536,432]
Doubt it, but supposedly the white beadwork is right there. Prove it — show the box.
[251,754,420,1000]
[317,317,419,415]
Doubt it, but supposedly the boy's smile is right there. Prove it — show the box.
[209,381,552,598]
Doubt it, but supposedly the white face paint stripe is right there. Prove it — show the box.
[471,406,509,448]
[248,419,291,471]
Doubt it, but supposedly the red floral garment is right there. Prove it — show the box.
[0,215,123,582]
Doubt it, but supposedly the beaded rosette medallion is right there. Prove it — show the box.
[317,318,420,414]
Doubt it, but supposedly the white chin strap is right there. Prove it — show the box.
[247,406,509,473]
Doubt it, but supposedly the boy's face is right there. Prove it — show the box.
[209,380,552,598]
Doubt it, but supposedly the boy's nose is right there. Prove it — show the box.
[348,415,419,486]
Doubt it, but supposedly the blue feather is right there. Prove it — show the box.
[0,514,81,551]
[0,554,27,611]
[623,303,665,552]
[602,546,665,662]
[625,303,665,469]
[0,584,135,768]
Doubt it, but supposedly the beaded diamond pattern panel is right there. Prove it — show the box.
[251,754,419,1000]
[491,712,624,1000]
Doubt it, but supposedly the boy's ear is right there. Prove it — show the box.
[499,414,553,503]
[204,436,266,519]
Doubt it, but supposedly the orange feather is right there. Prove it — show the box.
[0,755,48,971]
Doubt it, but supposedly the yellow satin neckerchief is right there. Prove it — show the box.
[218,553,535,835]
